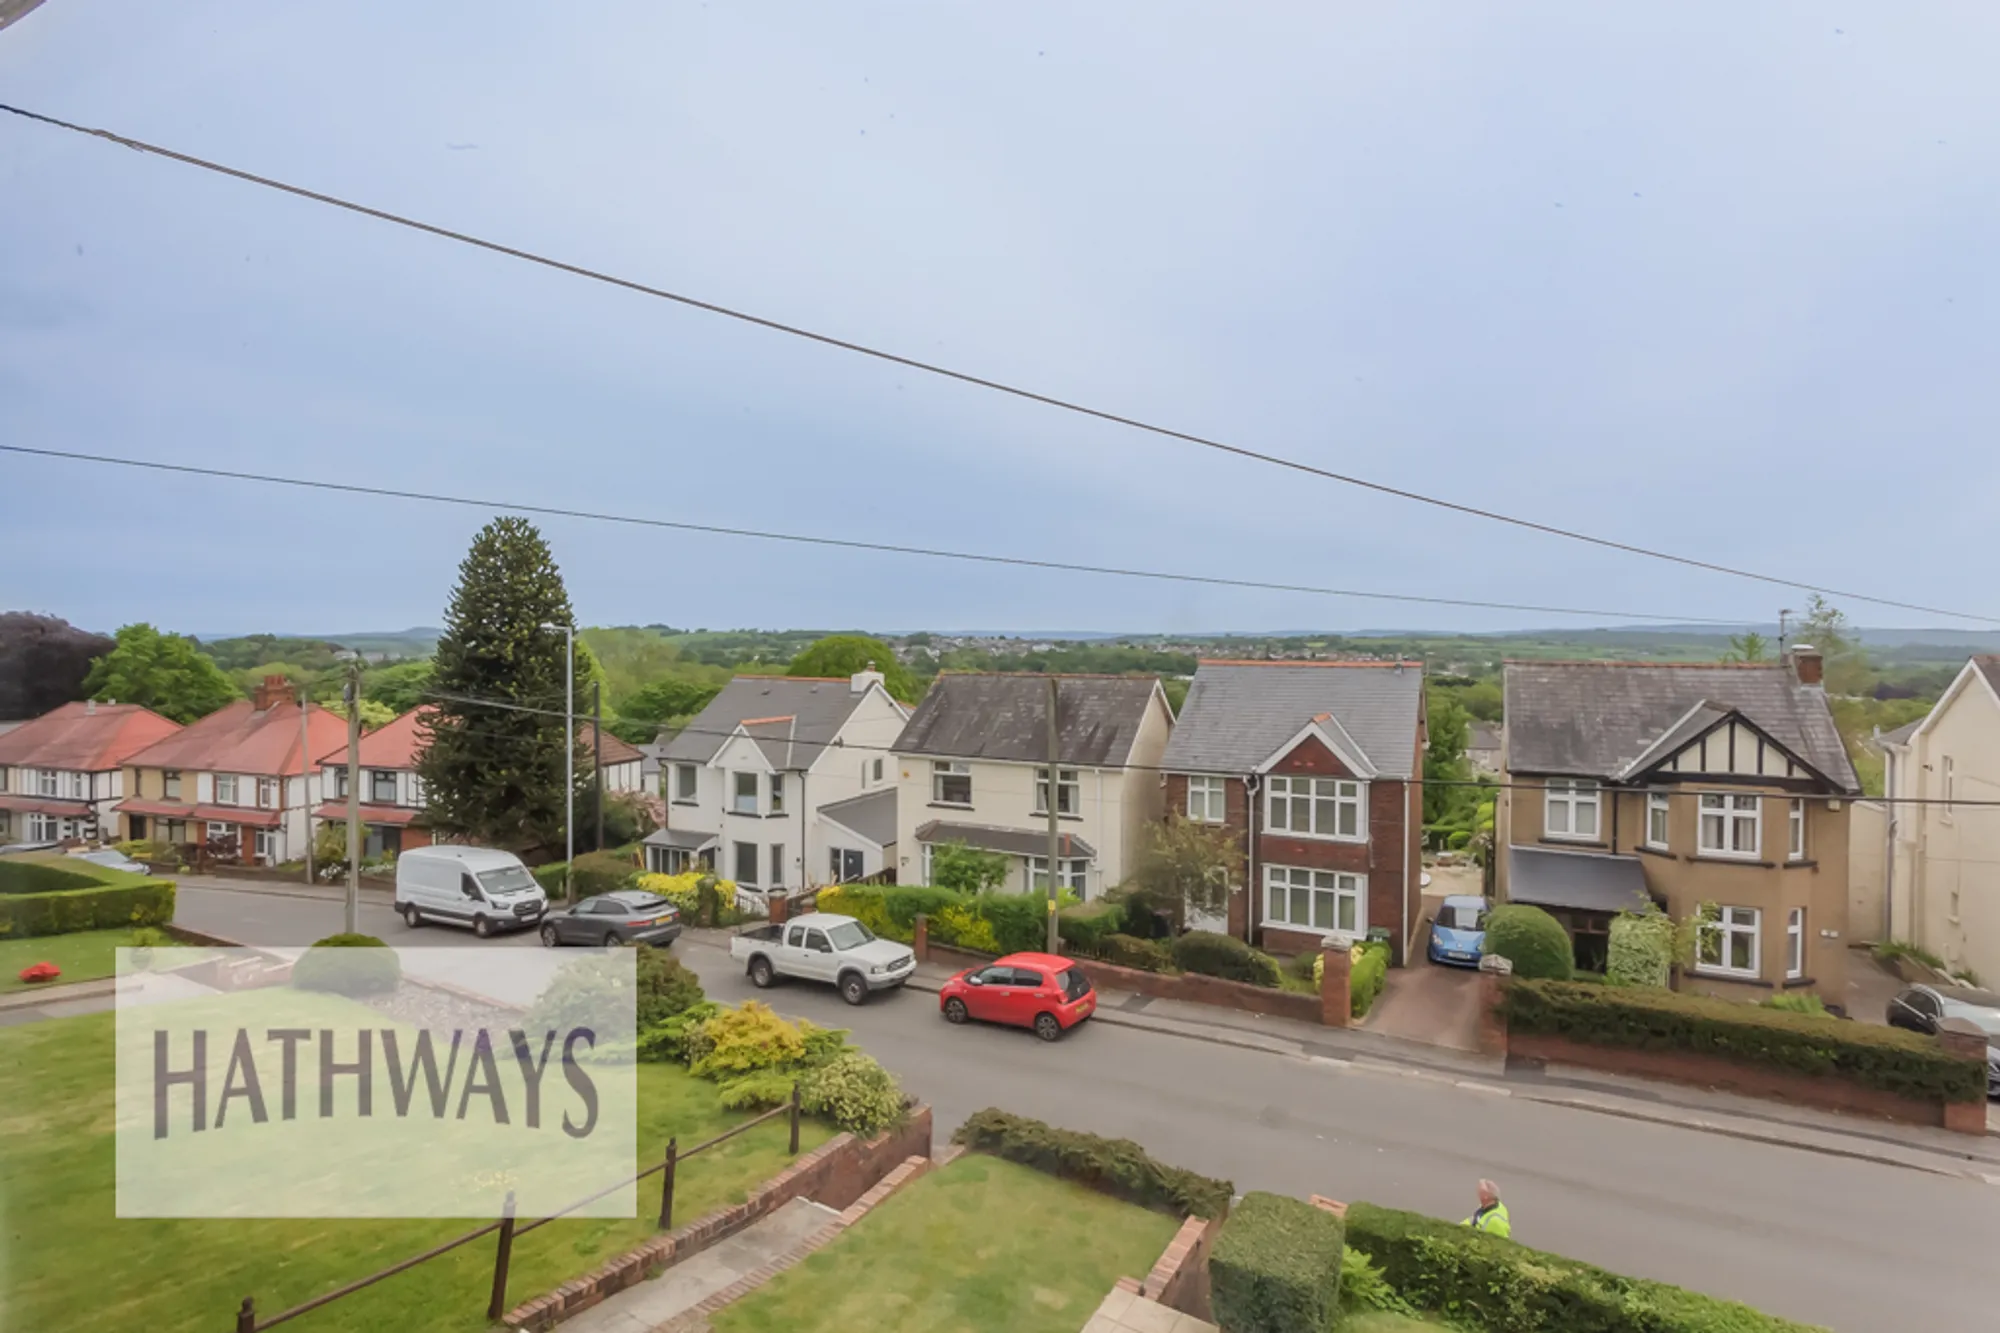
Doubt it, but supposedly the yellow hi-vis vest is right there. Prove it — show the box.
[1463,1201,1511,1238]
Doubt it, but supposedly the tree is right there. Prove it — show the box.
[80,623,241,723]
[0,612,114,720]
[617,676,724,735]
[928,842,1009,894]
[1422,690,1472,826]
[1795,595,1869,693]
[786,634,920,703]
[1118,814,1238,929]
[1724,632,1770,664]
[417,518,590,857]
[362,659,435,713]
[325,696,396,730]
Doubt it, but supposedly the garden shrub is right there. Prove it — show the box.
[634,945,705,1027]
[569,850,639,899]
[950,1108,1233,1218]
[799,1020,850,1067]
[816,884,962,943]
[1209,1191,1344,1333]
[978,891,1055,954]
[1339,1246,1421,1319]
[633,871,738,914]
[1057,899,1124,955]
[532,861,568,897]
[1606,910,1675,988]
[0,858,101,895]
[0,877,177,939]
[639,1000,721,1063]
[1762,991,1827,1016]
[291,933,401,996]
[689,1000,807,1078]
[800,1050,905,1134]
[717,1069,796,1112]
[1170,930,1280,987]
[1503,979,1987,1103]
[1873,939,1947,973]
[1343,1202,1825,1332]
[931,903,1000,953]
[1484,904,1574,980]
[522,953,640,1045]
[1350,940,1390,1018]
[1099,933,1173,972]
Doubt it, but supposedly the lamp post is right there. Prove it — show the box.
[541,620,575,903]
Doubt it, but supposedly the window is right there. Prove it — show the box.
[28,813,58,842]
[59,770,87,799]
[215,775,240,806]
[253,829,277,863]
[827,920,876,951]
[769,773,786,815]
[674,764,697,803]
[370,770,397,804]
[1187,774,1226,823]
[1645,791,1670,849]
[206,821,239,847]
[1698,793,1761,859]
[802,928,832,954]
[0,766,8,792]
[648,845,691,874]
[1941,756,1955,823]
[1697,906,1761,977]
[1025,856,1089,893]
[253,777,276,808]
[1543,779,1600,840]
[1786,908,1806,979]
[1788,800,1806,861]
[871,757,884,783]
[931,760,971,806]
[1263,865,1366,934]
[734,841,759,885]
[732,771,759,815]
[1266,775,1365,840]
[162,770,182,800]
[35,768,56,797]
[769,843,786,888]
[1034,767,1080,816]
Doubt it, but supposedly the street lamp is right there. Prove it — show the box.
[541,620,575,903]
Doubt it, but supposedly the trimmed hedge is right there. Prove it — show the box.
[292,934,401,996]
[1209,1191,1344,1333]
[950,1108,1233,1218]
[0,876,177,938]
[0,858,103,895]
[816,884,961,943]
[1485,903,1574,980]
[1057,899,1124,954]
[1504,979,1987,1103]
[1344,1202,1825,1332]
[1100,932,1173,972]
[1350,940,1390,1018]
[1171,930,1281,987]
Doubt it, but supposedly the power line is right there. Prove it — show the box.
[2,99,1992,627]
[0,443,1764,625]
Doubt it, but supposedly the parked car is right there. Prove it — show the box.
[395,845,548,937]
[71,848,152,876]
[729,912,916,1005]
[1887,983,2000,1099]
[939,951,1096,1041]
[0,841,60,856]
[539,890,683,948]
[1427,894,1489,967]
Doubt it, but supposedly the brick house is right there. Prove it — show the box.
[1156,660,1428,963]
[312,706,437,858]
[0,701,181,844]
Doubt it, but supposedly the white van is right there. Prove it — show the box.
[395,845,548,938]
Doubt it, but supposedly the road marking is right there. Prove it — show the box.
[1454,1081,1511,1096]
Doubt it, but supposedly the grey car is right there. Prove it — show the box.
[1887,983,2000,1099]
[539,890,684,948]
[74,849,152,876]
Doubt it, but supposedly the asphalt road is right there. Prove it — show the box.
[174,879,2000,1332]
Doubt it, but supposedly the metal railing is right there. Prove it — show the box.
[232,1083,803,1332]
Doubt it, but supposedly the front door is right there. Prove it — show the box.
[128,815,147,840]
[830,848,864,883]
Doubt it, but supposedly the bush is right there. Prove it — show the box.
[635,945,705,1027]
[1339,1247,1421,1319]
[815,884,962,944]
[1209,1191,1344,1333]
[0,877,177,939]
[1350,941,1390,1018]
[717,1069,796,1112]
[291,934,401,996]
[978,891,1055,955]
[1873,939,1947,973]
[1503,979,1987,1103]
[1344,1202,1825,1332]
[1099,933,1173,972]
[0,858,101,896]
[634,872,740,915]
[950,1108,1233,1218]
[689,1000,807,1078]
[638,1000,721,1063]
[1485,904,1574,980]
[570,850,638,898]
[1762,991,1828,1016]
[1606,910,1675,988]
[800,1050,905,1134]
[532,861,568,896]
[1058,899,1125,955]
[1170,930,1280,987]
[930,903,1000,953]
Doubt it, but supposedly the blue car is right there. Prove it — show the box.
[1427,895,1489,967]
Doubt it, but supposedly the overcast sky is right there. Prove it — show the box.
[2,2,1995,639]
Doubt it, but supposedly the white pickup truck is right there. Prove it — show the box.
[729,912,918,1005]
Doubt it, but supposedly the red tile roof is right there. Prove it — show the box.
[312,802,422,826]
[0,701,181,771]
[592,729,644,765]
[0,794,93,817]
[124,698,349,777]
[316,706,435,770]
[117,798,284,828]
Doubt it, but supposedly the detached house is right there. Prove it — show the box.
[889,674,1174,898]
[643,670,910,893]
[1498,650,1861,1002]
[0,701,181,844]
[313,706,436,858]
[118,676,348,865]
[1158,660,1428,962]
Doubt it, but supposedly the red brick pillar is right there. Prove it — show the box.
[1319,939,1352,1028]
[769,893,790,926]
[1476,954,1512,1058]
[913,913,930,964]
[1937,1018,1989,1135]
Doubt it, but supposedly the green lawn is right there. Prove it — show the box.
[712,1154,1180,1333]
[0,927,144,992]
[0,1008,833,1333]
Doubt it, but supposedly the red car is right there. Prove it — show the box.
[939,951,1096,1041]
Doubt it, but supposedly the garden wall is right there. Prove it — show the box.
[919,936,1327,1025]
[1136,1213,1220,1320]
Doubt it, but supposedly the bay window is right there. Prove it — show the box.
[1266,775,1364,840]
[1187,774,1226,823]
[1026,856,1089,894]
[1696,905,1761,977]
[1263,864,1365,934]
[1698,793,1761,859]
[1543,779,1600,840]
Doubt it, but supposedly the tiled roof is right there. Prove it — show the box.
[1976,656,2000,697]
[0,701,181,772]
[316,706,435,769]
[659,676,888,770]
[311,802,422,827]
[123,698,349,777]
[1159,661,1423,778]
[818,788,897,846]
[893,674,1163,768]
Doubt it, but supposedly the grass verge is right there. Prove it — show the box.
[0,927,143,992]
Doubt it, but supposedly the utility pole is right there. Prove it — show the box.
[342,663,361,935]
[592,680,605,854]
[564,621,575,903]
[299,693,315,887]
[1778,608,1793,657]
[1045,674,1061,953]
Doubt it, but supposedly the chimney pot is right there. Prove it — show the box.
[1791,645,1823,687]
[85,699,96,715]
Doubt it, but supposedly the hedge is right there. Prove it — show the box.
[1485,903,1574,980]
[0,877,177,938]
[1503,979,1987,1103]
[0,857,108,895]
[1344,1202,1824,1332]
[1350,941,1390,1018]
[1100,933,1173,972]
[1056,899,1124,954]
[1171,930,1280,987]
[1209,1191,1344,1333]
[950,1108,1233,1218]
[819,884,1058,955]
[292,934,401,996]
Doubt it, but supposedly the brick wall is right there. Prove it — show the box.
[1139,1214,1220,1320]
[1163,772,1253,937]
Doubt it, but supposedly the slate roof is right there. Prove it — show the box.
[818,788,897,847]
[914,819,1096,860]
[642,826,719,851]
[0,701,181,772]
[658,676,891,771]
[1507,847,1659,915]
[1873,718,1922,750]
[1977,656,2000,696]
[893,674,1163,768]
[1503,661,1859,793]
[1158,661,1424,778]
[1468,722,1502,753]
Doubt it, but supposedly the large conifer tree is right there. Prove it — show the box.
[418,518,587,855]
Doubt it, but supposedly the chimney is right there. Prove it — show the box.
[851,661,886,695]
[1790,645,1823,687]
[85,699,96,716]
[253,674,295,711]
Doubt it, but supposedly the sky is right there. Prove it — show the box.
[1,2,1996,640]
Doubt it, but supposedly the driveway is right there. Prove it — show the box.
[1362,899,1484,1051]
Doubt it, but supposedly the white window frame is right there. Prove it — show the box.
[769,842,786,889]
[1025,856,1089,894]
[28,812,59,842]
[1187,774,1227,824]
[1786,908,1805,979]
[35,768,57,798]
[1697,793,1761,860]
[206,820,240,847]
[1262,864,1366,935]
[733,840,759,886]
[1543,778,1601,842]
[1266,775,1366,841]
[1645,790,1670,849]
[769,773,786,815]
[1788,799,1806,862]
[931,760,972,807]
[1696,905,1761,978]
[1033,767,1081,817]
[58,770,88,800]
[258,777,281,809]
[215,774,240,806]
[731,771,760,816]
[368,770,397,805]
[1941,756,1954,824]
[921,842,934,885]
[871,757,885,783]
[673,764,698,803]
[253,828,277,863]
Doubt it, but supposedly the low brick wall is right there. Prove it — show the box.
[502,1105,933,1331]
[921,938,1326,1025]
[1137,1214,1220,1321]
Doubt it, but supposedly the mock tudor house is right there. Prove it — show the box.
[1498,649,1861,1002]
[889,673,1173,899]
[0,700,181,844]
[1158,660,1428,963]
[117,676,348,864]
[591,729,646,793]
[643,670,910,893]
[313,706,437,858]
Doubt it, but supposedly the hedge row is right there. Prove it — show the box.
[0,879,178,938]
[1344,1202,1824,1332]
[1209,1192,1344,1333]
[1502,979,1986,1104]
[1350,940,1390,1018]
[949,1108,1233,1219]
[0,857,105,896]
[817,884,1056,956]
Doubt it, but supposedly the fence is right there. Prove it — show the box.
[231,1084,804,1332]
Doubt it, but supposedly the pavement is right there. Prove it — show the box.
[156,878,2000,1331]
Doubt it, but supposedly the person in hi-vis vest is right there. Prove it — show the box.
[1463,1178,1511,1238]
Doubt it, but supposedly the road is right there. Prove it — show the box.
[175,879,2000,1332]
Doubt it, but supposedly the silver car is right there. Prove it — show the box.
[72,849,152,876]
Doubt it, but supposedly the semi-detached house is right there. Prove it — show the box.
[313,706,437,858]
[0,700,181,844]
